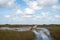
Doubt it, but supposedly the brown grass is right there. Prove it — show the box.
[48,27,60,40]
[0,30,35,40]
[0,24,60,40]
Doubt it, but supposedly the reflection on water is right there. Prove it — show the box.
[32,28,52,40]
[0,27,31,31]
[0,27,52,40]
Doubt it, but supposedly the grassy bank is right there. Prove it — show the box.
[0,30,35,40]
[48,27,60,40]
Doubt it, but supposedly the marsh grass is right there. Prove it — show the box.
[0,24,60,40]
[0,30,35,40]
[48,27,60,40]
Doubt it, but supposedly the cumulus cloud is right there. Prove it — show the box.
[23,0,58,10]
[32,12,50,20]
[22,0,59,21]
[0,0,59,24]
[4,15,10,18]
[28,1,44,10]
[52,5,60,10]
[55,15,60,18]
[41,12,49,17]
[15,8,35,19]
[16,9,23,14]
[22,15,33,18]
[37,0,58,5]
[0,0,19,10]
[24,8,35,14]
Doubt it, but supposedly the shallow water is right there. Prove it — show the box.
[32,28,52,40]
[0,27,31,31]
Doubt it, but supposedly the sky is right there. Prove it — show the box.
[0,0,60,24]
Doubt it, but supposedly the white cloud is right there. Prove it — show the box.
[37,0,58,5]
[24,8,35,14]
[24,0,58,10]
[0,0,19,10]
[0,0,59,24]
[22,15,32,18]
[55,15,60,18]
[41,12,49,18]
[33,16,41,20]
[32,12,50,20]
[21,12,50,20]
[0,0,14,6]
[52,5,60,10]
[27,1,44,10]
[5,15,10,18]
[16,9,23,14]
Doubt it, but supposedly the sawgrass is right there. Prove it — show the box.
[0,24,60,40]
[48,27,60,40]
[0,30,35,40]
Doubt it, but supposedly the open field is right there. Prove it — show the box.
[0,24,60,40]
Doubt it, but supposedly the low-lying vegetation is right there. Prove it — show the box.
[0,30,35,40]
[0,24,60,40]
[48,27,60,40]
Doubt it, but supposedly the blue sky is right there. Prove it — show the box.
[0,0,60,24]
